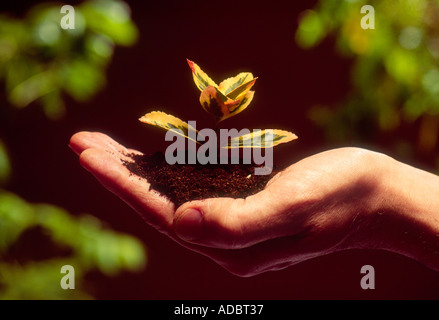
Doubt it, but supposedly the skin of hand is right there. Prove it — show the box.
[69,131,439,276]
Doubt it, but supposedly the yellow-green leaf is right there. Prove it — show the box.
[222,129,298,148]
[225,77,257,101]
[139,111,201,144]
[187,59,218,92]
[219,90,254,123]
[218,72,256,100]
[199,86,230,118]
[218,72,253,94]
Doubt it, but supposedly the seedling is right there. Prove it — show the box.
[124,60,298,203]
[139,59,297,151]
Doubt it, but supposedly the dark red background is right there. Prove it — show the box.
[2,0,439,299]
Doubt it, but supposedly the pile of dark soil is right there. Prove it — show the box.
[123,152,276,207]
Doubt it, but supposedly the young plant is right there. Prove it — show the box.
[139,59,298,150]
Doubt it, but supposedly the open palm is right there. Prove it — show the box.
[70,131,386,276]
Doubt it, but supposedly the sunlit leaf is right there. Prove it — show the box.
[139,111,202,143]
[226,77,257,101]
[218,72,256,99]
[187,59,259,122]
[222,129,298,148]
[219,90,255,123]
[199,86,230,118]
[187,59,218,92]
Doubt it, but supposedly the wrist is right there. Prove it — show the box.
[355,153,439,271]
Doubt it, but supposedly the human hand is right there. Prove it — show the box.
[70,131,439,276]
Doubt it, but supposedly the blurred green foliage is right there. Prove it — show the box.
[0,190,147,299]
[0,0,138,119]
[0,140,11,185]
[0,1,146,299]
[296,0,439,165]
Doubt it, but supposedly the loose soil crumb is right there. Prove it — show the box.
[123,152,276,207]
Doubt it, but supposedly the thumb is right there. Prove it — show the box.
[173,189,299,249]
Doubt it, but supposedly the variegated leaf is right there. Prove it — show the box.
[200,86,242,120]
[225,77,257,101]
[139,111,202,144]
[187,59,218,92]
[218,90,254,123]
[199,86,230,118]
[214,86,230,103]
[222,129,298,148]
[218,72,254,97]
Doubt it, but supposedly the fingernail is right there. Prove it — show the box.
[175,208,203,241]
